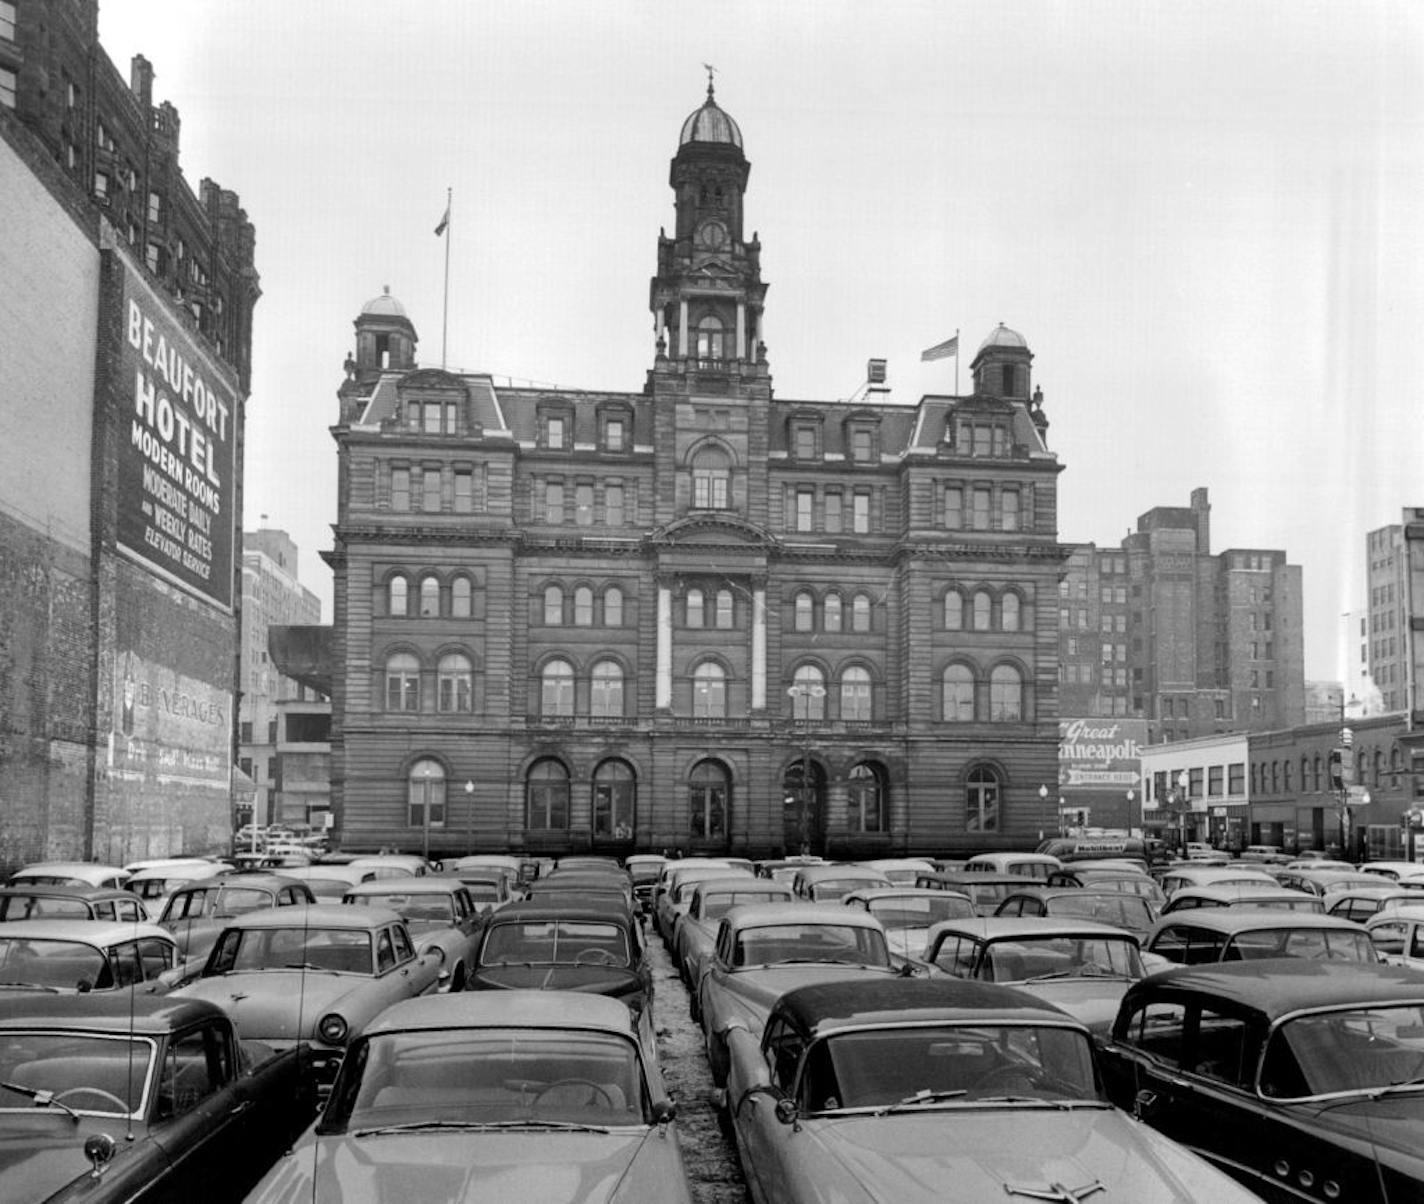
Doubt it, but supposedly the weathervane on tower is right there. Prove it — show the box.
[702,62,716,97]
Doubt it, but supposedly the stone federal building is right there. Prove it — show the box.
[326,85,1070,860]
[0,1,257,868]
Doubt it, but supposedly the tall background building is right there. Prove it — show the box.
[324,86,1069,859]
[238,529,324,831]
[0,0,257,869]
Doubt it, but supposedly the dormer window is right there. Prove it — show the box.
[604,417,626,452]
[546,415,566,449]
[794,424,817,460]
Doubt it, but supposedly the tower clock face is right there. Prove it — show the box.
[696,219,727,250]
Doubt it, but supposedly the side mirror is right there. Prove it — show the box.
[1134,1088,1159,1119]
[84,1132,117,1177]
[651,1098,677,1124]
[774,1097,799,1126]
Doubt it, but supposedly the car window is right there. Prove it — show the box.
[1370,920,1409,957]
[762,1016,805,1093]
[156,1026,219,1118]
[1119,998,1188,1063]
[110,941,144,987]
[118,899,144,922]
[376,930,396,973]
[136,936,174,979]
[1189,1007,1259,1089]
[931,934,979,977]
[1150,925,1227,965]
[392,925,414,962]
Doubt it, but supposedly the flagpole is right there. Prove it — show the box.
[954,327,960,396]
[438,185,449,367]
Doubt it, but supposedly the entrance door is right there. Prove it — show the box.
[782,761,825,856]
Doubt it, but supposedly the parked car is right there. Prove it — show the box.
[921,915,1146,1035]
[853,857,937,886]
[1328,886,1419,925]
[1144,910,1379,968]
[1360,860,1424,884]
[1156,863,1276,897]
[789,864,893,903]
[1045,862,1163,905]
[993,886,1157,941]
[624,853,668,914]
[436,865,517,914]
[158,873,317,968]
[246,990,692,1204]
[1365,904,1424,965]
[1099,959,1424,1202]
[346,854,428,879]
[654,862,749,942]
[0,993,316,1203]
[343,877,483,991]
[672,876,795,989]
[962,852,1062,879]
[720,977,1262,1204]
[524,870,636,914]
[914,870,1025,915]
[1275,868,1383,897]
[468,899,653,1023]
[122,859,220,913]
[697,902,907,1087]
[1238,844,1292,865]
[1158,883,1326,915]
[0,919,182,995]
[0,884,148,923]
[840,887,977,959]
[174,904,444,1087]
[8,862,130,890]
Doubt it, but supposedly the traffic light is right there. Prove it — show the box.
[1328,750,1345,792]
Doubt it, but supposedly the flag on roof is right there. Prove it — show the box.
[921,334,958,362]
[434,203,450,237]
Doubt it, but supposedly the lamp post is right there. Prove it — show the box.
[1038,784,1049,842]
[464,779,475,854]
[1125,789,1136,838]
[1170,770,1190,853]
[787,682,826,855]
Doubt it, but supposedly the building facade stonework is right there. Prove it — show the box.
[327,88,1069,858]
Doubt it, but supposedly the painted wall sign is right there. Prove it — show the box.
[1058,718,1147,790]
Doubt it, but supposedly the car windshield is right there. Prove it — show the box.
[0,895,92,920]
[979,935,1143,982]
[0,1032,153,1116]
[734,923,890,968]
[349,894,455,924]
[1050,895,1154,929]
[209,927,374,974]
[807,878,878,901]
[0,937,109,990]
[1226,928,1376,962]
[480,921,629,968]
[801,1023,1099,1111]
[1264,1005,1424,1099]
[701,890,791,920]
[866,897,976,927]
[325,1027,647,1130]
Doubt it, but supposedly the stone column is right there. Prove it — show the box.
[752,585,767,710]
[736,301,746,360]
[678,300,689,358]
[656,585,673,709]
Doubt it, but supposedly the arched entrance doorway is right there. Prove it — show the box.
[781,759,825,856]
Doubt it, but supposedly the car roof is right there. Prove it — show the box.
[843,888,971,904]
[773,978,1091,1037]
[0,992,231,1034]
[1167,884,1311,902]
[344,878,466,897]
[1150,911,1362,934]
[10,863,129,881]
[926,915,1142,943]
[693,876,792,897]
[485,899,637,926]
[919,872,1026,886]
[1366,903,1424,924]
[723,902,885,929]
[1125,958,1424,1020]
[215,903,402,929]
[0,919,173,943]
[172,874,307,892]
[797,865,890,880]
[0,884,135,901]
[364,989,641,1039]
[1000,887,1144,903]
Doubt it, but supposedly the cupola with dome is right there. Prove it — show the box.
[351,286,418,383]
[970,322,1033,400]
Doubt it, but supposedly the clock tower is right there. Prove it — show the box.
[649,78,769,380]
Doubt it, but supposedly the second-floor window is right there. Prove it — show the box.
[692,447,730,509]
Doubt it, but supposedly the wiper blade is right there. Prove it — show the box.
[355,1119,611,1136]
[0,1081,81,1122]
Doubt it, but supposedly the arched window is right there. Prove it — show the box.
[389,575,409,617]
[592,759,636,839]
[840,666,872,721]
[686,588,705,628]
[437,652,473,713]
[451,577,472,618]
[696,314,725,362]
[541,659,575,717]
[385,653,421,712]
[591,660,624,718]
[1283,760,1293,791]
[689,760,729,839]
[715,589,734,629]
[543,585,564,626]
[1312,754,1322,792]
[691,446,730,509]
[407,759,446,829]
[692,662,726,719]
[944,590,963,631]
[604,586,624,627]
[419,575,440,617]
[1299,757,1309,793]
[573,586,594,626]
[1002,592,1021,632]
[824,593,842,632]
[847,762,885,832]
[794,591,814,632]
[851,593,871,633]
[966,765,1000,832]
[943,664,975,722]
[989,664,1023,721]
[526,759,569,830]
[791,664,826,720]
[973,590,992,631]
[1374,749,1385,787]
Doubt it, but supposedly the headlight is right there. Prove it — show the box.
[317,1013,349,1045]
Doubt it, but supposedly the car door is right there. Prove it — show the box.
[732,1016,803,1204]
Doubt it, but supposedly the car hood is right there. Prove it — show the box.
[798,1107,1258,1201]
[177,971,363,1040]
[250,1127,685,1204]
[470,965,640,996]
[0,1114,152,1200]
[1009,978,1135,1035]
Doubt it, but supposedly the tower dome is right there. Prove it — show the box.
[361,286,409,319]
[977,322,1028,353]
[970,322,1033,400]
[352,285,417,377]
[679,80,742,148]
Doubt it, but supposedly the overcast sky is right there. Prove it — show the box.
[98,0,1423,681]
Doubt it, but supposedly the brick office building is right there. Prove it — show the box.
[326,86,1069,859]
[0,2,257,868]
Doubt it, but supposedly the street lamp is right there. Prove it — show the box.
[464,779,475,854]
[1174,770,1190,852]
[1038,784,1049,842]
[1125,789,1136,838]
